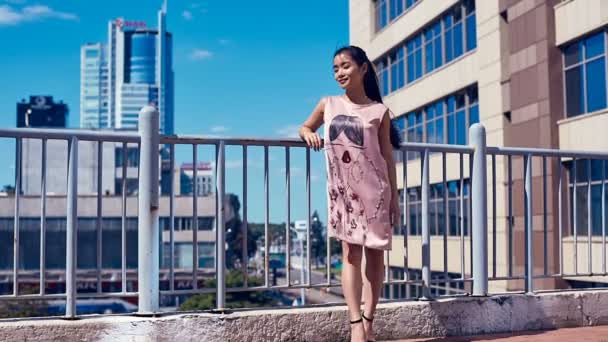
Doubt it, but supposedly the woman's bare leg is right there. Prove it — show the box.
[361,247,384,341]
[341,241,366,342]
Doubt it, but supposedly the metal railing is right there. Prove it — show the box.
[1,106,608,318]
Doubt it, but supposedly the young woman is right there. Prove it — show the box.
[299,46,401,342]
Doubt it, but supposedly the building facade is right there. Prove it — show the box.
[80,6,174,134]
[350,0,608,297]
[179,162,214,197]
[17,96,68,128]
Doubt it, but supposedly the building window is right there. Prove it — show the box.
[390,47,405,92]
[424,21,443,73]
[407,35,423,83]
[391,85,479,160]
[375,0,388,32]
[464,0,477,51]
[563,31,607,117]
[565,159,608,237]
[398,180,470,237]
[375,0,477,95]
[376,59,390,96]
[375,0,421,32]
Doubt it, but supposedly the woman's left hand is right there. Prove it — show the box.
[390,195,401,228]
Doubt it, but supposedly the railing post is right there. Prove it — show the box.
[469,123,488,296]
[138,106,160,314]
[216,141,226,311]
[66,137,78,318]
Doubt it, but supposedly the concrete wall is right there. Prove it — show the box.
[555,0,608,45]
[1,290,608,341]
[558,110,608,152]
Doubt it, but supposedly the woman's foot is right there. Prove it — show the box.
[362,312,376,342]
[350,317,367,342]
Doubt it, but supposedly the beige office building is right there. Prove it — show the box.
[349,0,608,296]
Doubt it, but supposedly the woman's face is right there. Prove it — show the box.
[333,52,367,91]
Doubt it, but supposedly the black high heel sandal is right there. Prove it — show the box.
[349,317,364,340]
[361,312,375,342]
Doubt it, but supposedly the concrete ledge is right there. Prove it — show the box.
[1,290,608,341]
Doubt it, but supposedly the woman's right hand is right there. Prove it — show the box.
[298,97,326,151]
[300,129,324,151]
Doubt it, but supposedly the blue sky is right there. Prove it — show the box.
[0,0,350,224]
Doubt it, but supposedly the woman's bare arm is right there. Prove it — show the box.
[299,97,326,151]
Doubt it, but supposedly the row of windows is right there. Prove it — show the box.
[161,242,215,269]
[159,217,215,232]
[383,268,466,300]
[392,86,479,161]
[396,180,471,237]
[376,0,476,96]
[374,0,421,32]
[563,30,608,117]
[565,159,608,237]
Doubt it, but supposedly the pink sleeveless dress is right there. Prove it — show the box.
[323,96,392,250]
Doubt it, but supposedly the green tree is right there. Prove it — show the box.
[179,270,279,311]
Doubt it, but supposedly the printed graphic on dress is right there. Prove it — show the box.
[327,114,386,236]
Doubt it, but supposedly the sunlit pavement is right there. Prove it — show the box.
[384,325,608,342]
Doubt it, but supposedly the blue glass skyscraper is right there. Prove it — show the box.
[80,3,174,134]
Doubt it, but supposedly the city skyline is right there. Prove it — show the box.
[80,4,174,134]
[0,0,350,224]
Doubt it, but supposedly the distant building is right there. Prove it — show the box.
[180,162,214,197]
[17,96,68,128]
[80,5,174,134]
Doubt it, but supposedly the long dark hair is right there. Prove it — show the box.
[334,45,402,149]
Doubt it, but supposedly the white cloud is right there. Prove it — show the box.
[190,48,213,60]
[0,4,78,26]
[210,125,228,133]
[276,125,300,138]
[182,10,193,20]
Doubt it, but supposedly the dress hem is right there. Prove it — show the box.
[329,235,392,251]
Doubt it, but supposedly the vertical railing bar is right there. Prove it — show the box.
[286,147,292,286]
[40,139,47,295]
[385,251,390,284]
[442,152,448,280]
[13,137,21,297]
[66,137,78,318]
[192,144,199,290]
[492,153,497,278]
[306,147,312,286]
[403,149,409,285]
[242,146,248,288]
[216,141,226,310]
[264,145,270,288]
[574,158,578,275]
[543,156,548,276]
[587,159,592,275]
[169,144,175,292]
[96,141,103,294]
[121,143,127,294]
[421,149,431,299]
[459,153,465,279]
[558,158,564,276]
[524,154,533,294]
[508,155,513,278]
